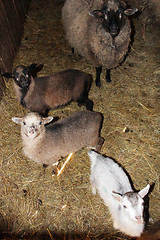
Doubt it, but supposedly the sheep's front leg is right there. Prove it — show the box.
[95,66,102,87]
[106,69,111,83]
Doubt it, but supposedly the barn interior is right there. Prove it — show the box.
[0,0,160,239]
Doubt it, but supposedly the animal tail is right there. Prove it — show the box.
[87,150,98,167]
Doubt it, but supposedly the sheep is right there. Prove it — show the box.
[126,0,160,39]
[12,111,104,173]
[2,65,93,116]
[88,150,150,237]
[62,0,138,87]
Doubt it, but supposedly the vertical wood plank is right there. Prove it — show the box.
[0,0,31,99]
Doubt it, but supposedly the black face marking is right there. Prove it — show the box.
[101,5,126,37]
[13,65,31,88]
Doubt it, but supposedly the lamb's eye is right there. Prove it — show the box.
[23,121,26,125]
[39,121,42,125]
[123,205,127,208]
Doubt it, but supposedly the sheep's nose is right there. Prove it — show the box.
[29,125,35,131]
[109,24,119,37]
[20,78,28,87]
[135,215,143,223]
[135,216,141,220]
[29,126,37,134]
[110,24,118,31]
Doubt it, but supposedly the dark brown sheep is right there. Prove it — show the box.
[2,65,93,116]
[62,0,138,87]
[126,0,160,39]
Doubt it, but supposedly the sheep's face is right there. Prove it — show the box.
[12,113,53,140]
[90,1,138,38]
[13,65,31,88]
[2,64,38,88]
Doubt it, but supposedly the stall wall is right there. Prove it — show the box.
[0,0,31,100]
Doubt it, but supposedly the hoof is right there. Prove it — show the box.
[96,80,101,88]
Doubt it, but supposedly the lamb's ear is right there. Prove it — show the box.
[138,184,150,198]
[112,191,123,203]
[43,116,54,125]
[89,10,103,18]
[2,72,14,78]
[124,8,138,16]
[27,63,37,72]
[12,117,22,124]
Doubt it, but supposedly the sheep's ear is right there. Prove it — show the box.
[112,191,123,203]
[89,10,103,18]
[12,117,22,124]
[2,72,14,78]
[124,8,138,16]
[138,184,150,198]
[43,116,53,125]
[27,63,37,72]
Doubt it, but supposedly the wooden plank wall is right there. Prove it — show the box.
[0,0,31,100]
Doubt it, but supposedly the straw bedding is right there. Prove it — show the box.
[0,0,159,239]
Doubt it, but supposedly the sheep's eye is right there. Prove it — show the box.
[23,121,26,125]
[123,205,127,208]
[39,121,42,125]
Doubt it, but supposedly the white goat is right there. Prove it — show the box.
[88,150,150,237]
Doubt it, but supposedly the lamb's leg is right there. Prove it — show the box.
[85,99,93,111]
[77,94,93,111]
[141,24,146,40]
[52,162,59,176]
[106,69,111,83]
[57,153,73,176]
[95,137,105,151]
[95,66,102,87]
[71,48,74,53]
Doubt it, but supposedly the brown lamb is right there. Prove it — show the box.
[12,111,104,171]
[2,65,93,116]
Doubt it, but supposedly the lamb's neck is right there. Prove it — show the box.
[22,129,45,152]
[13,77,35,105]
[21,78,35,106]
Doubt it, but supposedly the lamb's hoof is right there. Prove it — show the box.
[86,100,93,111]
[52,165,58,176]
[96,137,105,151]
[52,169,58,176]
[96,80,101,88]
[106,78,111,83]
[43,164,48,168]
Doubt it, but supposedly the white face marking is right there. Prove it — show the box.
[104,14,108,20]
[122,195,144,224]
[22,113,43,139]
